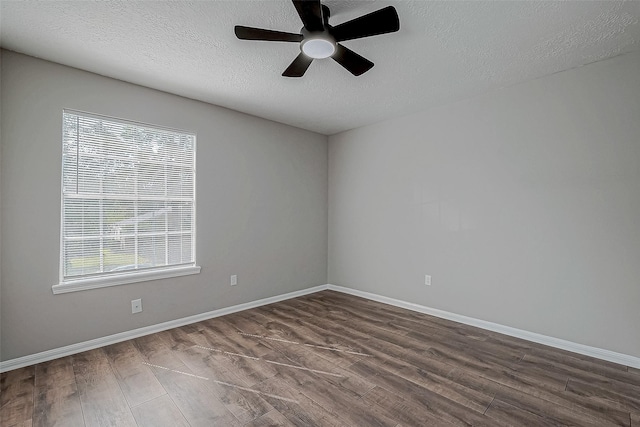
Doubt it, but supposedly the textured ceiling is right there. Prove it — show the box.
[1,1,639,135]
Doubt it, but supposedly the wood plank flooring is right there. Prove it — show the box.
[2,290,639,426]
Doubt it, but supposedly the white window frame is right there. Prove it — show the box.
[53,110,200,294]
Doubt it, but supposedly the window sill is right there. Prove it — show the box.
[52,265,201,294]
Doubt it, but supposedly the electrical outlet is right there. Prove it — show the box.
[230,275,237,286]
[131,298,142,314]
[425,275,432,286]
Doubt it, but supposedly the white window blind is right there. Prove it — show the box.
[60,110,196,285]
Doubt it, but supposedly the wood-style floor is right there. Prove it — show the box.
[2,290,639,426]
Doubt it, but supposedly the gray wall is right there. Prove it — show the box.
[328,51,640,358]
[0,51,3,359]
[0,51,328,361]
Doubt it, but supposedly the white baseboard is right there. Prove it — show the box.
[3,283,639,372]
[0,285,328,373]
[326,284,640,369]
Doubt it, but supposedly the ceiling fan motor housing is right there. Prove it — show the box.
[300,28,337,58]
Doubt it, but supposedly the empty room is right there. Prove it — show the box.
[1,1,639,426]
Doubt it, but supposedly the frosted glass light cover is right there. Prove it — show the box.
[302,38,336,59]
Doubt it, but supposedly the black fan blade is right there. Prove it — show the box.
[235,26,303,42]
[293,0,324,32]
[331,44,374,76]
[283,53,314,77]
[331,6,399,42]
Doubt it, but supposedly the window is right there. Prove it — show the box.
[54,110,199,294]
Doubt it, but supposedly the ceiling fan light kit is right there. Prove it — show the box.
[234,0,400,77]
[301,36,336,59]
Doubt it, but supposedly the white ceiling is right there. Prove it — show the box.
[1,1,639,135]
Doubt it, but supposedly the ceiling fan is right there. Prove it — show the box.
[234,0,400,77]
